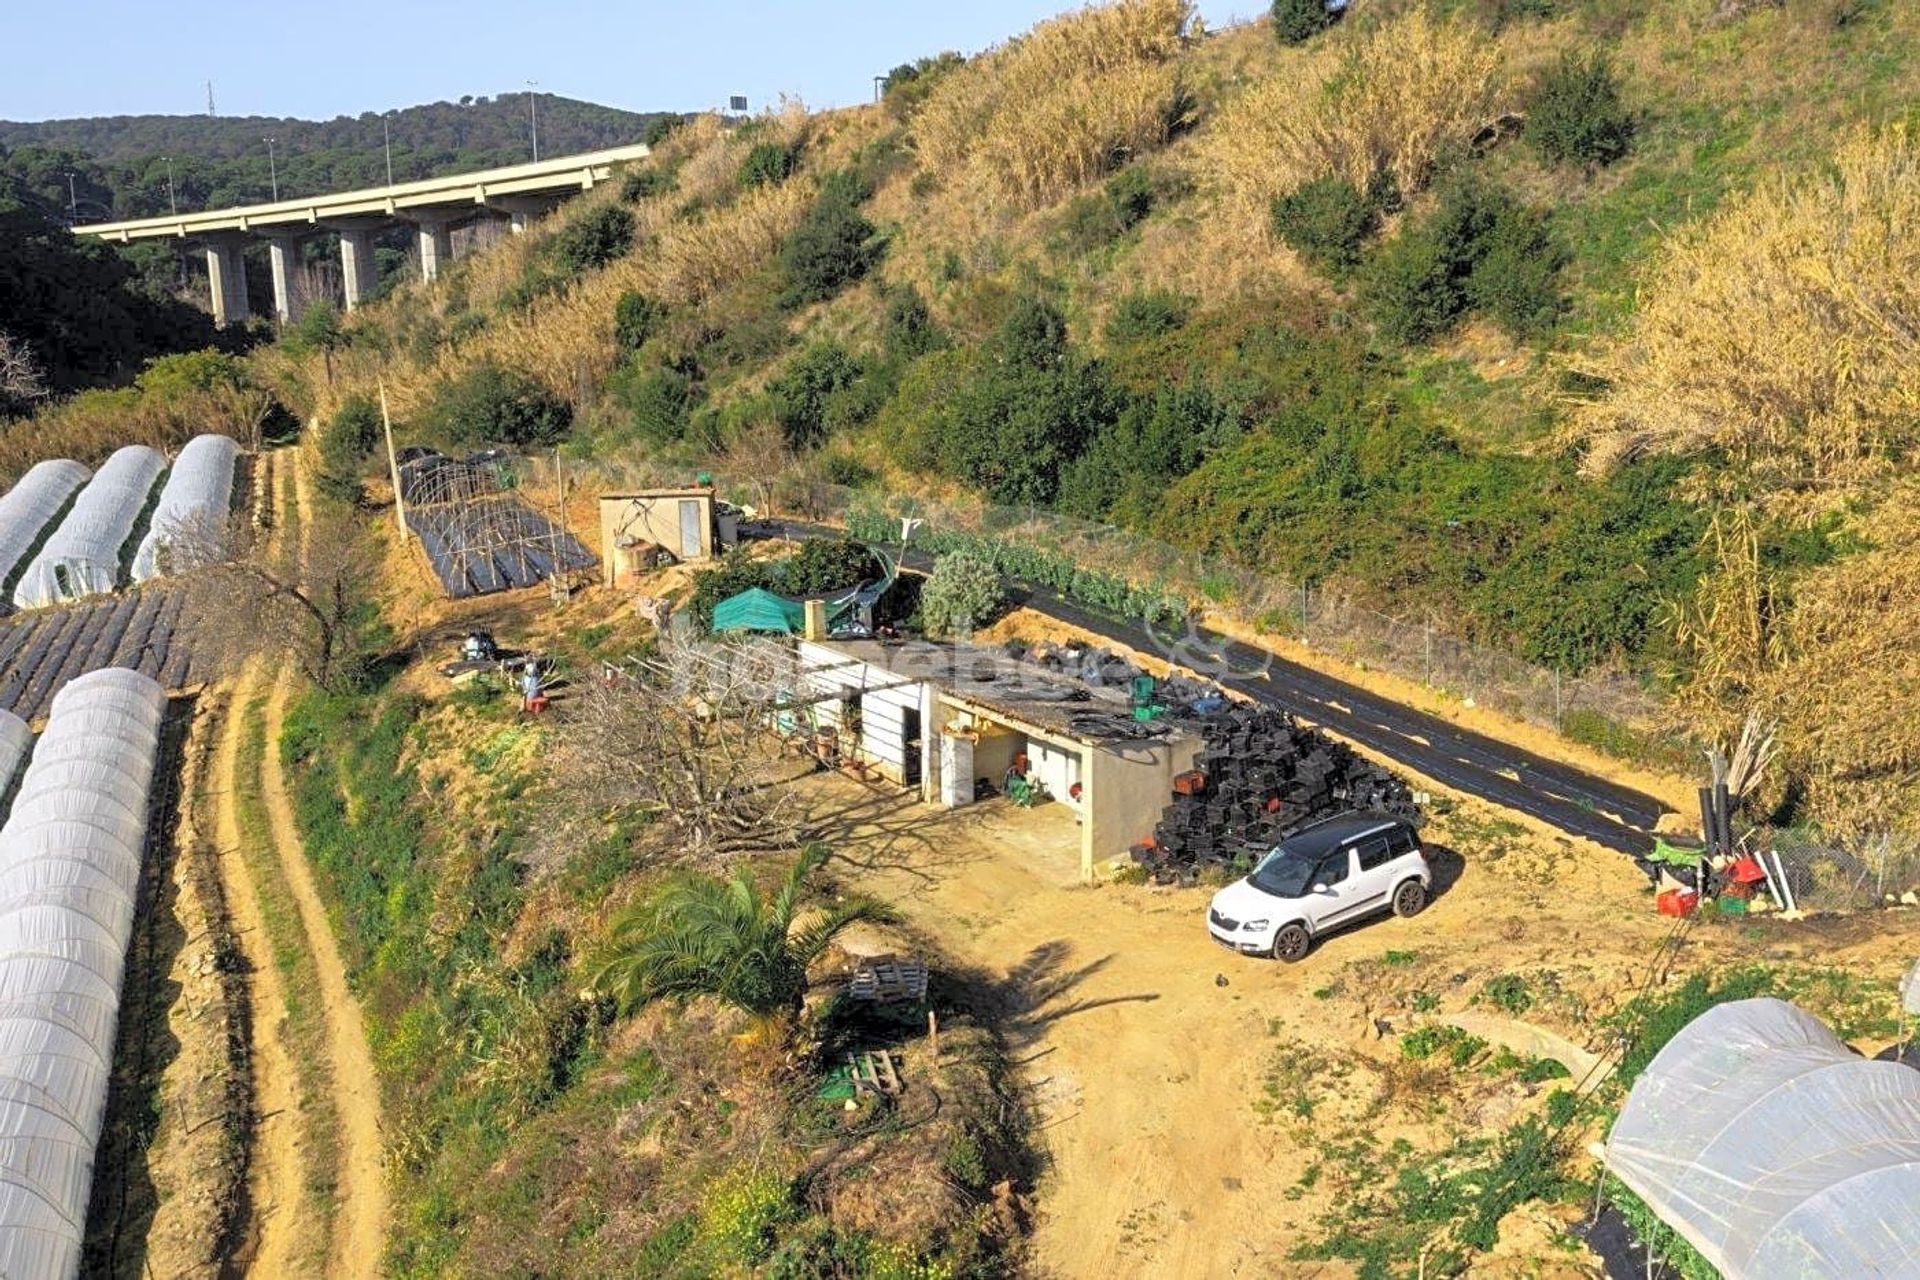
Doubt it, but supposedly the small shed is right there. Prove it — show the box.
[599,488,716,586]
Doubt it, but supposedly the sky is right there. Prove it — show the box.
[2,1,1255,122]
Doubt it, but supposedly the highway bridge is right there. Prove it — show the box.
[72,142,651,325]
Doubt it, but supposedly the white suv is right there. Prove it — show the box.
[1207,811,1431,961]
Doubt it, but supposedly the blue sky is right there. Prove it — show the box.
[4,1,1256,122]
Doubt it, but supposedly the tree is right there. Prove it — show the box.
[778,177,880,307]
[422,361,572,448]
[0,332,47,417]
[613,290,664,352]
[287,299,346,383]
[315,392,381,503]
[770,341,861,449]
[550,203,636,274]
[919,551,1006,637]
[1271,0,1334,44]
[587,842,896,1043]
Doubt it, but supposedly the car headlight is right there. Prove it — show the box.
[1242,919,1269,932]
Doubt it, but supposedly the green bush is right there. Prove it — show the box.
[1104,290,1189,346]
[613,290,664,353]
[1528,51,1634,168]
[779,176,880,306]
[643,114,685,147]
[739,140,799,188]
[1365,177,1564,343]
[422,361,572,448]
[1056,166,1160,253]
[550,204,636,275]
[919,550,1006,637]
[316,392,381,503]
[771,341,863,450]
[608,361,700,445]
[882,285,944,362]
[620,164,677,202]
[1271,175,1377,274]
[1271,0,1335,44]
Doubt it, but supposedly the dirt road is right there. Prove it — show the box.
[210,678,309,1275]
[822,779,1671,1279]
[257,670,390,1275]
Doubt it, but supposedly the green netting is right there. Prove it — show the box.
[712,587,807,634]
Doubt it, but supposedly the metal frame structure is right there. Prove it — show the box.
[396,451,595,599]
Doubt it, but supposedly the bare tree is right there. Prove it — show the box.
[175,508,381,690]
[0,332,47,412]
[558,638,808,865]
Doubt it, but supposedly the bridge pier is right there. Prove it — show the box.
[486,193,563,236]
[326,219,384,311]
[203,235,251,327]
[407,210,462,282]
[266,233,306,325]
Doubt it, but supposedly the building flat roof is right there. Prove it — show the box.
[809,639,1192,749]
[600,489,714,500]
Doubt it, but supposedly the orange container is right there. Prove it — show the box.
[1656,888,1699,918]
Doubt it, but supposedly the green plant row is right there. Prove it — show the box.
[846,507,1189,630]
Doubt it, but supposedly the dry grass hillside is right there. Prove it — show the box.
[240,0,1920,836]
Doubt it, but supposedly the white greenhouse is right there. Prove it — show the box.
[12,446,166,610]
[0,668,167,1280]
[0,711,28,805]
[0,460,91,603]
[132,434,240,582]
[1604,997,1920,1278]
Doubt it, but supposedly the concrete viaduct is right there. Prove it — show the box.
[72,142,651,327]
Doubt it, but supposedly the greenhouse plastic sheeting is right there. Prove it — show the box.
[132,434,239,583]
[0,460,91,605]
[12,447,166,610]
[1605,997,1920,1278]
[0,712,28,818]
[0,668,166,1280]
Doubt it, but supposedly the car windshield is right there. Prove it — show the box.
[1249,847,1318,898]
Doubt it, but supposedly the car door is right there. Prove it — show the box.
[1307,847,1363,929]
[1349,833,1398,916]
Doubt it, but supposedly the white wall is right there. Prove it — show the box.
[796,642,933,793]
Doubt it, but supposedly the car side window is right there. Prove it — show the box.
[1388,826,1418,856]
[1356,835,1394,872]
[1318,850,1353,886]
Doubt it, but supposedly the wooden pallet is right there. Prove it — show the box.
[847,954,929,1005]
[848,1049,903,1096]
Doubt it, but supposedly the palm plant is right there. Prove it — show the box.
[588,844,896,1039]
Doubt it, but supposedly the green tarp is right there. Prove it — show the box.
[712,587,807,634]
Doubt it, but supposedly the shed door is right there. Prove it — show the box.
[678,499,703,558]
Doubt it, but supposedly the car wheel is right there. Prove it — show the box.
[1271,922,1311,962]
[1393,880,1429,919]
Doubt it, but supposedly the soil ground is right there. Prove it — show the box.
[803,762,1911,1279]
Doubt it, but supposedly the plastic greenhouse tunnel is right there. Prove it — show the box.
[12,445,166,609]
[0,460,91,607]
[0,668,168,1280]
[132,433,240,582]
[1603,997,1920,1278]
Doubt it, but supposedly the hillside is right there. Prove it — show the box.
[0,94,666,219]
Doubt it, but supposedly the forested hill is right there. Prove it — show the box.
[0,94,668,219]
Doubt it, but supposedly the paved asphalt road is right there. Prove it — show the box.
[741,520,1667,854]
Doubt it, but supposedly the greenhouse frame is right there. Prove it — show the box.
[1604,997,1920,1278]
[0,668,167,1280]
[12,446,166,611]
[0,460,91,605]
[132,434,240,583]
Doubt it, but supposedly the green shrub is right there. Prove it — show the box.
[1271,175,1377,274]
[1365,177,1564,343]
[1482,974,1533,1015]
[698,1168,793,1264]
[882,285,944,362]
[1271,0,1335,44]
[1056,166,1160,253]
[620,164,677,202]
[779,176,880,306]
[739,140,799,188]
[613,290,664,353]
[643,114,685,147]
[550,204,636,275]
[316,392,381,503]
[422,361,572,448]
[608,361,700,445]
[919,551,1006,637]
[822,453,877,488]
[1528,51,1634,169]
[771,341,862,450]
[1104,290,1189,346]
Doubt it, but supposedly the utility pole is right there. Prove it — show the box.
[264,136,280,200]
[64,173,77,219]
[526,81,540,162]
[163,157,177,214]
[382,116,394,185]
[379,380,409,538]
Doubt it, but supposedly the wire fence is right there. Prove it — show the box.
[1757,827,1920,915]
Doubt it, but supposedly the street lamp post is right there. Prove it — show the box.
[164,157,177,214]
[526,81,540,162]
[383,116,394,185]
[64,173,77,219]
[264,136,280,201]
